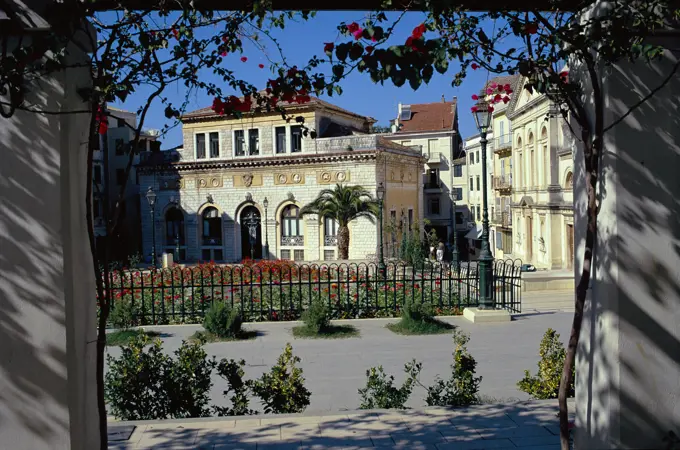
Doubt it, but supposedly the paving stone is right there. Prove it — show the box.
[389,430,447,444]
[108,424,136,441]
[475,425,552,439]
[510,434,561,447]
[296,436,373,448]
[435,438,515,449]
[450,417,518,430]
[209,443,256,450]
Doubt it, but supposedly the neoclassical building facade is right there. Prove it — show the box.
[138,98,424,263]
[507,78,575,270]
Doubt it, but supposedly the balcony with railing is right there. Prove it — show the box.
[493,174,512,192]
[424,151,443,165]
[494,133,513,154]
[423,180,442,192]
[324,235,337,246]
[492,212,513,228]
[281,236,304,246]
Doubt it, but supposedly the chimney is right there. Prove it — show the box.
[441,94,445,103]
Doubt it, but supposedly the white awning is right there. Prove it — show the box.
[464,224,483,240]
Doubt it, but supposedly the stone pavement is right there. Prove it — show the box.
[108,399,574,449]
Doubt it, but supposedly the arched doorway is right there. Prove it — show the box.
[240,205,262,260]
[201,206,223,261]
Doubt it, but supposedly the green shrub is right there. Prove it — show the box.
[401,298,434,323]
[249,343,311,414]
[105,334,216,420]
[358,360,422,409]
[110,299,135,330]
[215,358,256,416]
[301,300,330,333]
[425,331,482,407]
[165,336,217,418]
[105,334,172,420]
[204,301,243,338]
[517,328,574,399]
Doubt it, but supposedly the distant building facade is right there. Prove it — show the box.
[137,98,424,264]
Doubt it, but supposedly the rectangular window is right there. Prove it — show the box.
[93,165,102,184]
[455,212,464,224]
[290,126,302,153]
[453,187,462,201]
[476,151,480,163]
[427,169,438,187]
[213,249,224,261]
[324,217,337,237]
[234,130,245,156]
[114,138,125,155]
[280,249,291,260]
[427,139,437,154]
[293,249,305,261]
[469,153,474,164]
[115,169,125,186]
[196,134,206,159]
[471,208,475,221]
[209,132,220,158]
[324,250,335,261]
[453,164,462,177]
[477,206,481,220]
[429,198,440,215]
[248,129,259,155]
[476,176,480,191]
[201,249,211,261]
[469,177,474,191]
[275,127,286,153]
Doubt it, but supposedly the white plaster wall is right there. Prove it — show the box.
[0,37,99,450]
[573,31,680,449]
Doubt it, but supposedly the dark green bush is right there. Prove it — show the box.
[301,300,330,333]
[424,330,482,407]
[214,358,256,416]
[358,360,422,409]
[517,328,574,399]
[249,343,311,414]
[401,298,434,323]
[204,301,243,338]
[110,299,135,330]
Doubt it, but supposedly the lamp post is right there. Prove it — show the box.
[263,197,270,260]
[376,182,386,277]
[472,101,494,309]
[145,187,157,268]
[243,211,260,260]
[450,191,459,270]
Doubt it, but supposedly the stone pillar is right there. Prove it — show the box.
[304,216,320,262]
[0,26,99,450]
[573,35,680,449]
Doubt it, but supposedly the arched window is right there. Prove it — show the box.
[541,127,548,140]
[165,208,185,245]
[528,132,534,146]
[565,172,573,189]
[282,205,302,238]
[202,207,222,245]
[516,137,523,148]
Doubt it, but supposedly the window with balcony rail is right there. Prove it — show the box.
[281,205,304,246]
[323,216,338,246]
[202,207,222,246]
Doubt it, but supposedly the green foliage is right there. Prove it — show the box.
[214,359,257,416]
[105,334,172,420]
[109,299,135,330]
[204,302,243,338]
[387,299,454,335]
[399,231,427,267]
[105,334,217,420]
[292,324,359,339]
[402,298,433,322]
[358,360,422,409]
[301,300,331,333]
[248,343,311,414]
[106,329,160,346]
[424,331,482,407]
[517,328,574,400]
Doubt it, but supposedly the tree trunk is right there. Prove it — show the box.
[338,225,350,260]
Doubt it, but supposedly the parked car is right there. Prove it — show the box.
[520,264,537,272]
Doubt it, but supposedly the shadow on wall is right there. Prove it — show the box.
[0,58,97,446]
[574,39,680,449]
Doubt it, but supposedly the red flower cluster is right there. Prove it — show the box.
[96,106,108,135]
[240,56,248,62]
[470,82,514,113]
[524,23,539,35]
[212,95,252,114]
[405,24,426,51]
[348,22,363,40]
[324,42,334,53]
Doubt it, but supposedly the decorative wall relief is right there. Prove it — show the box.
[159,177,183,190]
[317,170,349,184]
[275,172,306,185]
[233,173,263,187]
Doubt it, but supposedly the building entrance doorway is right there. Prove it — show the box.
[240,206,262,260]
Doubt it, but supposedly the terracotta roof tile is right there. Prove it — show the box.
[395,100,457,134]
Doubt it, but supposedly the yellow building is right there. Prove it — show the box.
[507,78,575,269]
[138,97,424,263]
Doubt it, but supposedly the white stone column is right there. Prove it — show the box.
[573,34,680,449]
[0,29,99,450]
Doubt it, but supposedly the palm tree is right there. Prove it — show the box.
[300,184,380,260]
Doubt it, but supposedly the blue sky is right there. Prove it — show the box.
[107,12,512,148]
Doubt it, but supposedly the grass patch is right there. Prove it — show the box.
[106,329,161,346]
[292,324,360,339]
[386,317,455,335]
[189,329,259,343]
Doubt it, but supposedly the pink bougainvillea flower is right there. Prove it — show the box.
[240,56,248,62]
[488,105,495,113]
[352,29,363,40]
[371,36,377,42]
[324,42,334,53]
[471,94,479,100]
[222,35,229,43]
[412,23,426,39]
[221,51,228,57]
[503,96,511,104]
[365,45,374,54]
[405,36,419,50]
[504,84,512,91]
[497,84,504,92]
[487,88,494,94]
[524,23,539,34]
[490,82,497,88]
[347,22,360,33]
[171,28,179,39]
[471,106,478,112]
[258,63,265,69]
[494,94,502,102]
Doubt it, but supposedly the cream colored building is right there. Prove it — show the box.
[507,78,575,269]
[137,97,424,263]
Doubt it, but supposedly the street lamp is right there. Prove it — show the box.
[145,187,157,268]
[170,197,181,263]
[450,190,459,271]
[243,211,260,260]
[376,182,386,277]
[263,197,270,260]
[472,100,494,309]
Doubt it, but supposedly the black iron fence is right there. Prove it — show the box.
[103,259,522,326]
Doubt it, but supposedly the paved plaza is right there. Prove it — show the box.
[108,399,575,449]
[105,311,573,413]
